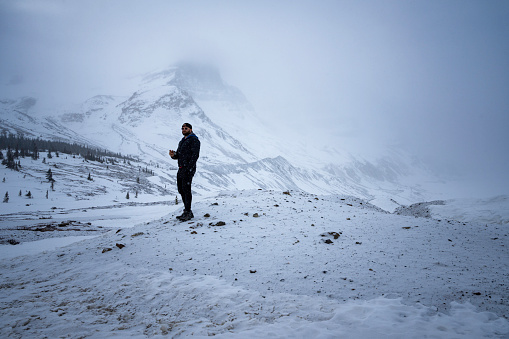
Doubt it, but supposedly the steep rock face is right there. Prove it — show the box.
[163,64,262,154]
[118,87,195,126]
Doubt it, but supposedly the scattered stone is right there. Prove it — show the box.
[115,243,125,249]
[204,213,210,218]
[7,239,19,245]
[102,248,112,253]
[394,200,445,218]
[250,270,257,273]
[402,226,412,229]
[253,213,259,218]
[321,231,342,239]
[210,221,226,226]
[131,232,144,237]
[323,239,334,244]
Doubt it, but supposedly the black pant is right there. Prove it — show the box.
[177,168,195,212]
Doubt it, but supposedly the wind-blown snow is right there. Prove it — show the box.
[429,195,509,225]
[1,189,508,338]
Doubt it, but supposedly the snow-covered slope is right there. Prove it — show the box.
[1,189,507,338]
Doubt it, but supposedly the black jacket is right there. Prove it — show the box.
[172,133,200,173]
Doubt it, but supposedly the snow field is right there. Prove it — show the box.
[1,189,508,338]
[0,151,177,212]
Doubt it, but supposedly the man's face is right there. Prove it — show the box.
[181,125,191,136]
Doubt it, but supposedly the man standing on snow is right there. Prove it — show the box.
[169,123,200,221]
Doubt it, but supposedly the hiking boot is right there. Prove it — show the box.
[178,210,194,221]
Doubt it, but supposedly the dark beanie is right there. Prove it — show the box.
[183,122,192,129]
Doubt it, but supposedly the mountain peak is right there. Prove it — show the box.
[173,62,224,90]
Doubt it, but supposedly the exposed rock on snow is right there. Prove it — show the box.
[394,200,446,218]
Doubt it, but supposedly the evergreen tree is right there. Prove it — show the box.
[175,195,179,205]
[2,147,16,170]
[0,150,3,160]
[46,190,49,199]
[47,150,52,159]
[26,191,32,198]
[3,192,8,203]
[87,172,93,181]
[19,190,22,196]
[126,192,130,199]
[32,142,39,160]
[46,169,55,182]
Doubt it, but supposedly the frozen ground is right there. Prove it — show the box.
[1,189,508,338]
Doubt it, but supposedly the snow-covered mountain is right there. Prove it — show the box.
[0,64,442,208]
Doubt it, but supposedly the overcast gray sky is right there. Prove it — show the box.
[1,0,508,194]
